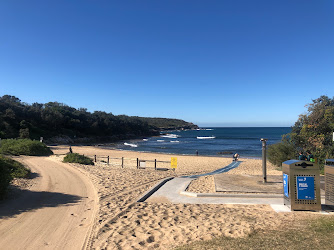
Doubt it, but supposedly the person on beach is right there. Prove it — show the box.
[306,150,315,162]
[69,146,73,154]
[196,150,199,156]
[298,151,307,160]
[233,153,239,161]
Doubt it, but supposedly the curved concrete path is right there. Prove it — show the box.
[183,160,241,178]
[143,161,290,212]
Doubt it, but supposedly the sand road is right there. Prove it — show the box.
[0,156,98,250]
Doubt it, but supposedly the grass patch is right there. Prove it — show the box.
[0,139,53,156]
[63,153,94,165]
[177,216,334,250]
[310,216,334,234]
[0,155,31,199]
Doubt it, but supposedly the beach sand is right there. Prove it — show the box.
[46,146,316,249]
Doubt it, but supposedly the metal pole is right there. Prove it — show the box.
[261,138,267,183]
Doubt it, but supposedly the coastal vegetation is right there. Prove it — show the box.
[268,95,334,168]
[135,117,198,130]
[0,139,53,156]
[63,153,94,165]
[0,95,197,144]
[0,155,30,199]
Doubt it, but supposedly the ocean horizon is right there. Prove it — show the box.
[112,127,292,158]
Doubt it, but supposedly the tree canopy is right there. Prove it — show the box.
[0,95,198,143]
[268,95,334,167]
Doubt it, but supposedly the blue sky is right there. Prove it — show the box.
[1,1,333,127]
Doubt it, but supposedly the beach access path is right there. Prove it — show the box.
[145,161,284,207]
[0,156,98,250]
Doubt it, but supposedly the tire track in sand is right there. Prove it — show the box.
[0,156,98,250]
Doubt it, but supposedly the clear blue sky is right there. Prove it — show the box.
[1,1,333,127]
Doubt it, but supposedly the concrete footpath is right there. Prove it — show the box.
[141,161,293,212]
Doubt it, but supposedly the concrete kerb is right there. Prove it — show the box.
[137,177,174,202]
[180,191,284,198]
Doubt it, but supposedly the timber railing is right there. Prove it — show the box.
[83,154,172,171]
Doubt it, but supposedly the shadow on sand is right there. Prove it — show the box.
[0,187,82,219]
[28,172,40,179]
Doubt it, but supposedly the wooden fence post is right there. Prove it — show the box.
[137,158,139,169]
[122,157,124,168]
[155,159,157,170]
[107,156,109,165]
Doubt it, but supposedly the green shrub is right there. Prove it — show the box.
[0,158,12,199]
[0,155,30,199]
[268,141,297,167]
[0,139,53,156]
[63,153,94,165]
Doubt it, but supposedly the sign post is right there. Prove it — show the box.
[171,157,177,171]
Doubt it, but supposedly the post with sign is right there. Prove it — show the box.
[171,157,177,171]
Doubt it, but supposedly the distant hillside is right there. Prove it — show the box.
[136,117,198,131]
[0,95,198,144]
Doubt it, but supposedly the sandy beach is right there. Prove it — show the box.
[45,145,314,249]
[4,145,322,249]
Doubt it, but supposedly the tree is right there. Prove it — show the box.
[19,128,30,139]
[268,95,334,167]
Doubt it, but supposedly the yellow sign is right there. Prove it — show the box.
[171,157,177,169]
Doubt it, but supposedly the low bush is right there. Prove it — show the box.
[0,155,30,199]
[0,139,53,156]
[0,158,12,199]
[63,153,94,165]
[267,141,297,167]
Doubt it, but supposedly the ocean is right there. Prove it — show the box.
[114,127,292,158]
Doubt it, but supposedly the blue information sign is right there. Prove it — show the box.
[296,176,315,200]
[283,173,289,197]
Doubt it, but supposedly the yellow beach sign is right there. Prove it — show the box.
[171,157,177,169]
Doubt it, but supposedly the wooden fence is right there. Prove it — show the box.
[84,155,173,171]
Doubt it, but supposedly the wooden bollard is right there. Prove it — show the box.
[122,157,124,168]
[94,155,97,162]
[155,159,157,170]
[137,158,139,169]
[107,156,109,165]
